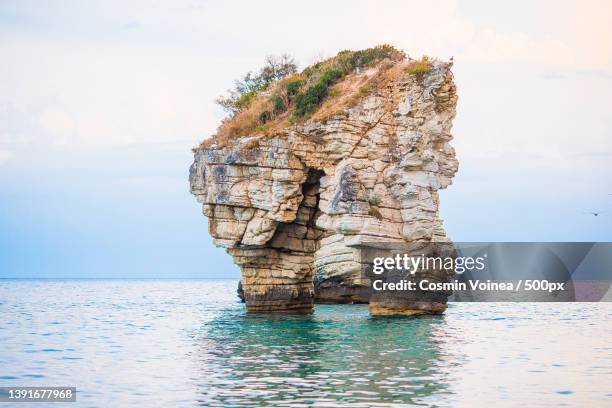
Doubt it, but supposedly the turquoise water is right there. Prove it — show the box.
[0,280,610,407]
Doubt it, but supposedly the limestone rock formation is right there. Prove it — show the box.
[190,52,458,314]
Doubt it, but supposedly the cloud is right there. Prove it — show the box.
[39,107,75,144]
[462,29,574,66]
[576,69,612,79]
[0,0,610,159]
[0,149,13,164]
[0,32,220,151]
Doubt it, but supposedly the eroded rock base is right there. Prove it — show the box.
[369,301,447,316]
[314,280,371,304]
[243,285,314,313]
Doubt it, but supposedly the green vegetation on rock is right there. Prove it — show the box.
[291,45,404,118]
[208,45,409,145]
[405,56,432,81]
[216,54,297,114]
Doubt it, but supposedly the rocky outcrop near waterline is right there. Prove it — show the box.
[189,47,459,314]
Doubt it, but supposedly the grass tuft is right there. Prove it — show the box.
[405,56,432,81]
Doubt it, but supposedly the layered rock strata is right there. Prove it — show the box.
[190,57,459,314]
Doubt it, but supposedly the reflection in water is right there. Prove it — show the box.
[193,305,462,406]
[1,280,610,407]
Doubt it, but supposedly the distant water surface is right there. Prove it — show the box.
[0,280,610,407]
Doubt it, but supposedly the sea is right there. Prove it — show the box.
[0,279,610,407]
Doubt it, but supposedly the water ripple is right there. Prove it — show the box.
[0,280,610,407]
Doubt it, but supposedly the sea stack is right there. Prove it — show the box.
[189,46,459,315]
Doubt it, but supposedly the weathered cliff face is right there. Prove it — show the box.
[190,57,458,314]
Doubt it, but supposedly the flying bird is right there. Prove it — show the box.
[584,211,605,217]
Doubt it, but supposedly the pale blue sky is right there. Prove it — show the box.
[1,0,611,278]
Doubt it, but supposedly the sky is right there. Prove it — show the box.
[1,0,611,278]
